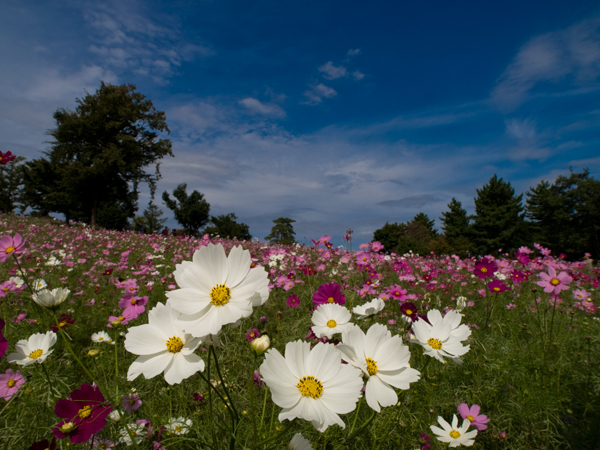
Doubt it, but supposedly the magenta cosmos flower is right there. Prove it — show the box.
[118,294,148,318]
[0,234,26,263]
[537,266,572,295]
[287,294,300,307]
[0,318,8,359]
[457,403,490,431]
[53,383,112,443]
[0,151,16,165]
[122,393,142,413]
[0,368,25,400]
[473,258,497,279]
[312,282,346,306]
[487,279,509,293]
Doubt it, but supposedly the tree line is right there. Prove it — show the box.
[0,82,294,243]
[373,172,600,260]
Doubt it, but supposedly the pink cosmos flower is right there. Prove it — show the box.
[312,282,346,306]
[457,403,490,431]
[0,234,26,263]
[0,151,16,165]
[118,294,148,318]
[473,258,497,279]
[537,266,572,295]
[355,251,372,265]
[245,328,260,342]
[0,368,25,400]
[286,294,300,307]
[53,383,112,443]
[122,393,142,413]
[371,241,384,252]
[572,289,590,301]
[107,309,136,328]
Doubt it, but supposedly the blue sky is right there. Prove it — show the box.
[1,1,599,247]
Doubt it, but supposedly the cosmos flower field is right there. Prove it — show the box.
[0,213,599,449]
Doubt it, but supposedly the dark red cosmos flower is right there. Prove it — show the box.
[0,151,16,165]
[28,437,57,450]
[487,279,510,293]
[50,314,75,332]
[53,383,112,444]
[0,318,8,359]
[299,266,315,276]
[510,270,528,283]
[103,268,113,276]
[515,251,531,265]
[312,282,346,306]
[473,258,498,279]
[400,302,419,321]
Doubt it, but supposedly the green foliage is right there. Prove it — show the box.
[162,183,210,236]
[265,217,296,244]
[26,81,173,229]
[471,175,529,256]
[0,156,26,213]
[527,169,600,259]
[132,203,168,234]
[372,221,405,252]
[373,213,441,255]
[204,213,251,240]
[440,198,473,257]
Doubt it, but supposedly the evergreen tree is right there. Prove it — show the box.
[440,198,472,257]
[162,183,210,236]
[133,203,168,234]
[265,217,296,245]
[372,221,405,253]
[204,213,251,240]
[412,213,437,236]
[471,175,529,255]
[38,82,173,229]
[0,155,26,213]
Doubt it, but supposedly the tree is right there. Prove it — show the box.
[37,82,173,229]
[412,213,437,237]
[527,169,600,259]
[0,155,26,213]
[372,214,442,255]
[471,175,529,256]
[204,213,252,240]
[132,203,168,234]
[372,221,405,253]
[440,198,472,257]
[265,217,296,245]
[162,183,210,236]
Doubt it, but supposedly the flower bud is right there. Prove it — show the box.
[87,349,100,357]
[60,422,75,433]
[32,287,70,308]
[108,410,122,422]
[250,335,270,355]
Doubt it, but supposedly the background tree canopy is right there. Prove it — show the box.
[204,213,252,241]
[23,82,173,229]
[162,183,211,236]
[265,217,296,245]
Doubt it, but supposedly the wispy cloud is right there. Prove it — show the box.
[302,83,338,105]
[347,49,361,56]
[491,17,600,110]
[239,98,286,118]
[318,61,347,80]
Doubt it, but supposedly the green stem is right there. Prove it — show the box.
[344,411,376,443]
[249,355,258,446]
[12,254,36,298]
[114,333,119,401]
[210,346,240,422]
[205,353,217,449]
[254,420,294,449]
[259,386,269,431]
[40,362,58,402]
[349,397,362,434]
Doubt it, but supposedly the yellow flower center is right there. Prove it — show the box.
[78,405,92,419]
[5,246,15,254]
[327,297,335,303]
[166,336,184,353]
[467,414,475,422]
[210,284,231,306]
[29,349,43,359]
[550,278,560,286]
[59,321,67,328]
[297,376,323,399]
[427,338,442,350]
[175,425,183,433]
[129,399,136,405]
[326,319,337,328]
[493,287,500,292]
[449,430,461,439]
[2,288,8,292]
[406,309,413,315]
[98,337,104,341]
[481,267,487,273]
[7,379,15,388]
[131,298,137,305]
[366,357,378,375]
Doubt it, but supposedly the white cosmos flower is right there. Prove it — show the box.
[289,433,314,450]
[7,331,57,366]
[32,287,70,308]
[165,417,192,435]
[426,309,471,342]
[311,303,353,339]
[124,302,205,385]
[259,340,363,432]
[337,324,420,412]
[430,414,477,447]
[412,310,470,363]
[92,331,114,344]
[119,422,147,446]
[32,278,47,292]
[166,243,269,337]
[352,298,385,319]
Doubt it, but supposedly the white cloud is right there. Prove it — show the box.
[347,49,361,56]
[491,17,600,110]
[352,70,365,80]
[318,61,347,80]
[239,98,286,117]
[505,118,537,139]
[302,83,338,105]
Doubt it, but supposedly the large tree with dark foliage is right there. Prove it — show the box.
[527,169,600,259]
[204,213,252,240]
[0,155,25,213]
[373,213,442,256]
[162,183,210,236]
[440,198,472,257]
[265,217,296,245]
[26,82,173,229]
[471,175,529,256]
